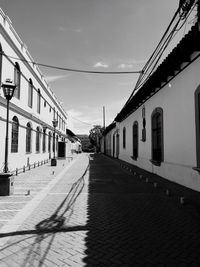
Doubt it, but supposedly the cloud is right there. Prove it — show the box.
[93,62,109,68]
[74,28,82,33]
[66,99,129,134]
[118,63,134,69]
[58,26,66,32]
[66,108,102,134]
[118,59,146,69]
[45,74,70,83]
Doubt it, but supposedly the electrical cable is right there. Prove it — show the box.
[138,2,196,89]
[68,115,94,126]
[137,0,197,89]
[122,6,181,107]
[1,52,142,75]
[122,0,197,108]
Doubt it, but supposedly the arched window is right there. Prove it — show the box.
[151,108,164,165]
[36,127,41,152]
[48,132,51,153]
[132,121,138,160]
[11,116,19,153]
[42,128,46,152]
[14,62,21,99]
[37,89,41,114]
[28,79,33,108]
[26,122,32,153]
[123,127,126,149]
[0,44,2,85]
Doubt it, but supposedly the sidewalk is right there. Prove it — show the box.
[0,152,89,266]
[0,155,77,231]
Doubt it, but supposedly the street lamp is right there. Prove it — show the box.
[51,119,58,166]
[0,79,16,196]
[1,79,16,173]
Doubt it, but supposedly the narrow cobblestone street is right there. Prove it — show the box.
[0,153,200,266]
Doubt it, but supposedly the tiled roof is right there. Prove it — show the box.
[103,122,116,135]
[115,23,200,122]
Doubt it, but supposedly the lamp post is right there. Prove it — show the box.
[1,79,16,173]
[51,119,58,166]
[0,79,16,196]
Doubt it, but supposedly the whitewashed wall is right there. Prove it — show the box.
[117,55,200,192]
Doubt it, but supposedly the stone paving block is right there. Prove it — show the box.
[0,210,18,219]
[0,154,200,266]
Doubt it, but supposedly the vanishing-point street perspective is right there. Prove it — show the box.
[0,0,200,266]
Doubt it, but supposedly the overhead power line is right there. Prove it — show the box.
[69,115,94,126]
[123,0,198,108]
[1,52,142,75]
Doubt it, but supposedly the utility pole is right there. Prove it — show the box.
[103,106,106,154]
[103,106,105,129]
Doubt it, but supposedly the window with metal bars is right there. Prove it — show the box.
[11,116,19,153]
[48,132,51,153]
[42,129,46,153]
[133,121,138,160]
[123,127,126,149]
[26,122,32,153]
[14,63,21,99]
[36,127,41,152]
[28,79,33,108]
[151,108,164,164]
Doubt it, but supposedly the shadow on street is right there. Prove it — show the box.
[0,153,200,266]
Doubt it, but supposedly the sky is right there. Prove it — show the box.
[0,0,187,134]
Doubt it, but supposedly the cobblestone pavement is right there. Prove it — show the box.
[0,153,200,266]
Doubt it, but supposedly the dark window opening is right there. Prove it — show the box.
[123,127,126,149]
[26,122,32,153]
[28,79,33,108]
[36,127,41,152]
[11,116,19,153]
[133,122,138,160]
[14,63,21,99]
[151,108,164,165]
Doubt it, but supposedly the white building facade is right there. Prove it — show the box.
[103,23,200,192]
[0,9,71,172]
